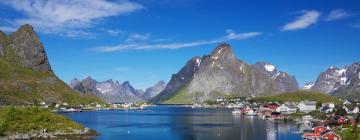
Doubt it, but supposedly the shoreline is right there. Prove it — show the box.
[0,128,98,140]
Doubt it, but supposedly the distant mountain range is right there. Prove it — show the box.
[69,77,165,103]
[152,44,299,104]
[303,62,360,99]
[0,24,101,105]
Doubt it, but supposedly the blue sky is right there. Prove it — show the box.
[1,0,360,89]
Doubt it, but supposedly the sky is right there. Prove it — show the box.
[0,0,360,90]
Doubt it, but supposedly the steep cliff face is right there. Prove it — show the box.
[252,62,299,92]
[142,81,166,100]
[310,62,360,99]
[152,56,202,103]
[8,24,52,72]
[311,66,347,93]
[0,25,101,105]
[153,44,295,104]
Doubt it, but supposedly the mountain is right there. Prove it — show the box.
[70,78,166,103]
[70,77,101,95]
[252,62,299,92]
[0,24,101,105]
[310,62,360,99]
[302,82,314,90]
[142,80,166,100]
[152,43,299,104]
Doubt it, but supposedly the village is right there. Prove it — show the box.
[191,97,360,140]
[35,101,155,113]
[32,96,360,140]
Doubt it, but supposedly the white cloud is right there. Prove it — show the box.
[106,29,124,36]
[91,30,262,52]
[0,26,18,32]
[281,10,321,31]
[326,9,352,21]
[0,0,143,37]
[126,33,150,41]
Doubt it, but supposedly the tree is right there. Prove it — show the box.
[335,107,347,116]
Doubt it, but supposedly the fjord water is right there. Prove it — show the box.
[62,106,302,140]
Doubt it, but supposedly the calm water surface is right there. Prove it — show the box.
[62,106,305,140]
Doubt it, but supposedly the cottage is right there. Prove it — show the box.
[320,103,335,113]
[298,101,316,113]
[320,106,333,113]
[263,103,279,111]
[313,125,327,134]
[303,125,327,138]
[276,104,297,114]
[348,106,359,114]
[322,103,335,108]
[320,130,341,140]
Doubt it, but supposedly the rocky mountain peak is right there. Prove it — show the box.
[209,43,236,63]
[105,79,114,83]
[153,43,298,103]
[122,81,131,86]
[156,80,166,86]
[302,82,314,90]
[69,78,81,88]
[8,24,52,72]
[83,76,95,82]
[143,80,166,100]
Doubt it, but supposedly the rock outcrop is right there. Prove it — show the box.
[8,24,52,72]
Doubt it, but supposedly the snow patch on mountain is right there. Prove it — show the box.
[264,64,275,72]
[302,82,314,90]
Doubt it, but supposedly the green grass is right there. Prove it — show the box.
[0,107,84,136]
[0,58,102,106]
[253,90,341,104]
[163,88,192,104]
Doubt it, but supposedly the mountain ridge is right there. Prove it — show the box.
[152,43,299,104]
[70,77,165,103]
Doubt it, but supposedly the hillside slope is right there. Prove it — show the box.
[0,25,101,105]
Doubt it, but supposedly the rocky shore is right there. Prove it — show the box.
[0,128,98,140]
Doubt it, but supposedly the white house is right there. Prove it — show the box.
[320,103,335,113]
[276,104,297,114]
[298,101,316,113]
[348,106,359,114]
[322,103,335,108]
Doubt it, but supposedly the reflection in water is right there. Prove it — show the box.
[62,106,303,140]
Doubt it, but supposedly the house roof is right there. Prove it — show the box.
[320,130,340,137]
[301,101,316,106]
[286,104,297,109]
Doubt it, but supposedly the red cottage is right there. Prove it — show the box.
[313,125,327,135]
[320,130,341,140]
[264,103,279,111]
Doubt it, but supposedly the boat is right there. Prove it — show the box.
[246,109,257,116]
[232,108,242,115]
